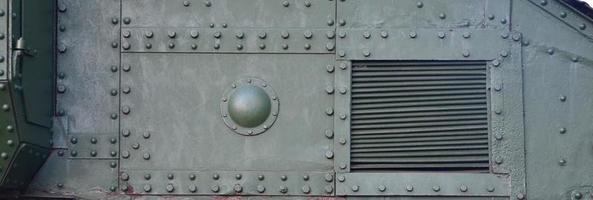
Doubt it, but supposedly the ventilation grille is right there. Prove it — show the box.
[350,61,489,172]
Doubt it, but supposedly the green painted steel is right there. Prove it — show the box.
[0,0,589,199]
[0,0,55,190]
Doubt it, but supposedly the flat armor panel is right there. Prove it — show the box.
[120,54,334,171]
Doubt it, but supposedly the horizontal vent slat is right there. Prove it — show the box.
[350,62,489,172]
[351,149,489,158]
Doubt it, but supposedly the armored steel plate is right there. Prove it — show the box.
[120,54,334,171]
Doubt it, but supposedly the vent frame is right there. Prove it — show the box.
[348,60,492,173]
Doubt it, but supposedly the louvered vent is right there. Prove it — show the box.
[350,61,489,172]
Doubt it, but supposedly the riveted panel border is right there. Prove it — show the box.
[335,29,510,61]
[121,28,336,54]
[0,0,6,80]
[336,172,510,196]
[55,0,121,135]
[333,60,351,173]
[336,0,510,30]
[121,170,335,196]
[121,0,336,28]
[527,0,593,39]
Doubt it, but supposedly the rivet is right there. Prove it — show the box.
[512,34,521,41]
[488,14,495,20]
[0,152,7,159]
[406,185,414,192]
[326,65,335,73]
[492,60,500,67]
[540,0,547,6]
[143,152,150,160]
[145,43,152,49]
[339,163,347,169]
[494,85,502,91]
[501,32,509,39]
[362,32,371,39]
[495,133,503,140]
[409,31,417,38]
[280,175,287,181]
[122,87,131,94]
[258,32,267,39]
[70,137,78,144]
[495,109,502,115]
[303,175,310,181]
[111,42,119,48]
[304,30,313,39]
[204,1,212,7]
[301,185,311,194]
[6,140,13,146]
[58,45,67,53]
[439,13,446,19]
[325,151,334,159]
[560,12,567,18]
[462,50,470,57]
[559,127,567,134]
[459,185,468,192]
[559,95,567,102]
[141,184,151,192]
[121,173,129,181]
[281,31,290,39]
[463,32,471,39]
[416,1,423,8]
[5,125,13,132]
[144,173,151,180]
[326,43,335,51]
[259,44,266,50]
[282,1,289,7]
[282,44,289,50]
[571,57,579,62]
[70,150,78,157]
[559,158,566,166]
[500,50,508,57]
[547,48,555,55]
[110,151,117,157]
[209,23,215,28]
[337,175,345,182]
[121,151,130,159]
[377,185,386,192]
[340,114,347,120]
[110,161,117,168]
[325,129,334,139]
[143,132,151,139]
[338,31,347,38]
[500,18,507,24]
[325,185,334,193]
[109,186,116,192]
[279,185,288,193]
[188,184,197,193]
[54,84,67,94]
[326,31,336,39]
[362,50,371,57]
[257,185,265,193]
[123,17,131,25]
[183,1,191,7]
[325,107,334,116]
[327,19,335,26]
[237,44,244,50]
[213,31,222,39]
[338,19,346,26]
[57,150,65,156]
[351,185,359,192]
[487,186,495,192]
[212,173,220,180]
[438,32,446,39]
[210,185,220,192]
[58,4,67,12]
[132,143,140,149]
[304,44,311,50]
[189,173,196,180]
[432,186,441,192]
[380,31,389,38]
[235,174,242,180]
[495,156,503,164]
[324,174,334,182]
[339,138,347,145]
[517,193,526,200]
[233,184,243,193]
[168,173,175,180]
[573,191,583,199]
[166,184,174,193]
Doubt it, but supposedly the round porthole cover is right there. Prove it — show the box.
[221,77,279,136]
